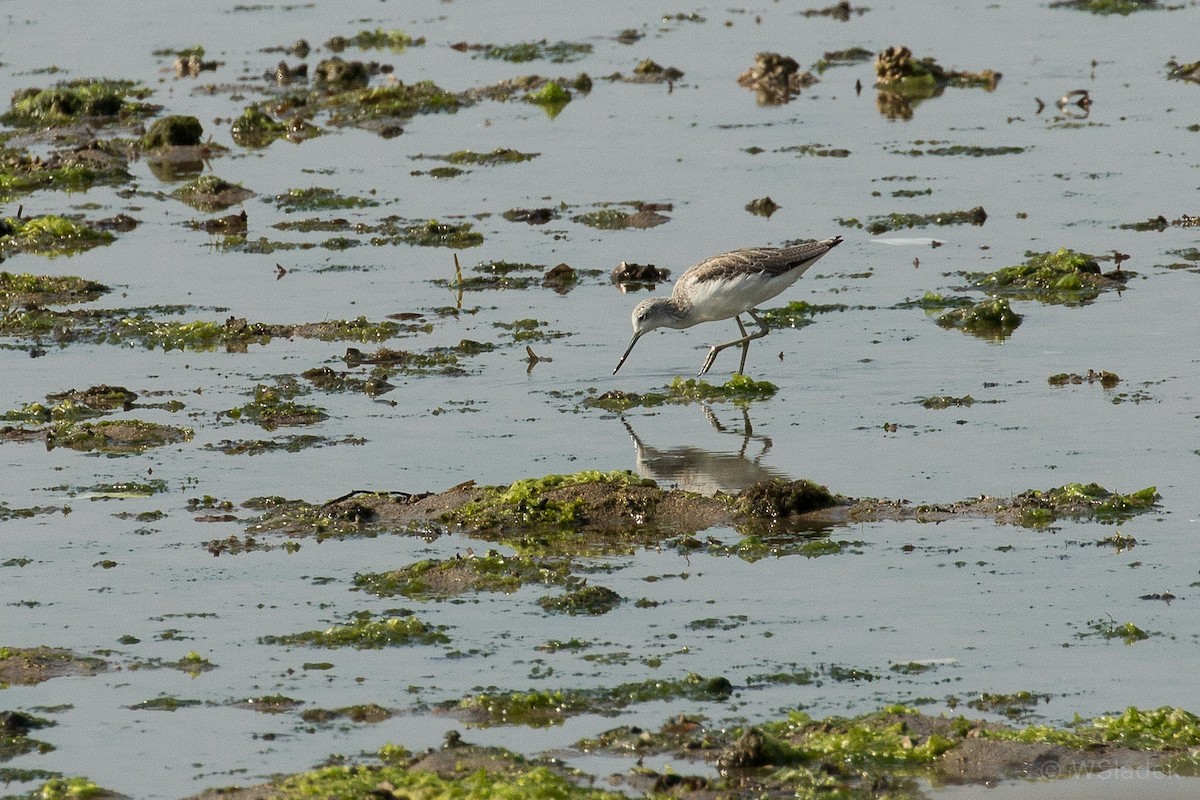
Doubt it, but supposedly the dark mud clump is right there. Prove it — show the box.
[140,115,203,147]
[237,472,1159,558]
[737,479,837,517]
[737,52,818,104]
[172,175,255,212]
[745,196,781,217]
[610,260,670,288]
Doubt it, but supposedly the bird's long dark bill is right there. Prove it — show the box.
[612,332,641,374]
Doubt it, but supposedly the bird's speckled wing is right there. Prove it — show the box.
[679,238,839,285]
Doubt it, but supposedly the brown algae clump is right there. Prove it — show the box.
[737,479,837,518]
[737,52,818,104]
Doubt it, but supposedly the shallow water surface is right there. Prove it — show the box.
[1,0,1199,797]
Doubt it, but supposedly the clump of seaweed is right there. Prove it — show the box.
[875,46,1000,118]
[0,215,114,257]
[967,248,1126,306]
[1,78,157,127]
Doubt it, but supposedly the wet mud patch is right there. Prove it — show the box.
[0,647,106,686]
[231,472,1159,560]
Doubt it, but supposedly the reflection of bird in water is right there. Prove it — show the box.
[621,407,786,495]
[613,236,842,376]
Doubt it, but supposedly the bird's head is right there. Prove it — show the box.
[613,298,672,374]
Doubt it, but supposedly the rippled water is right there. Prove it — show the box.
[2,1,1199,797]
